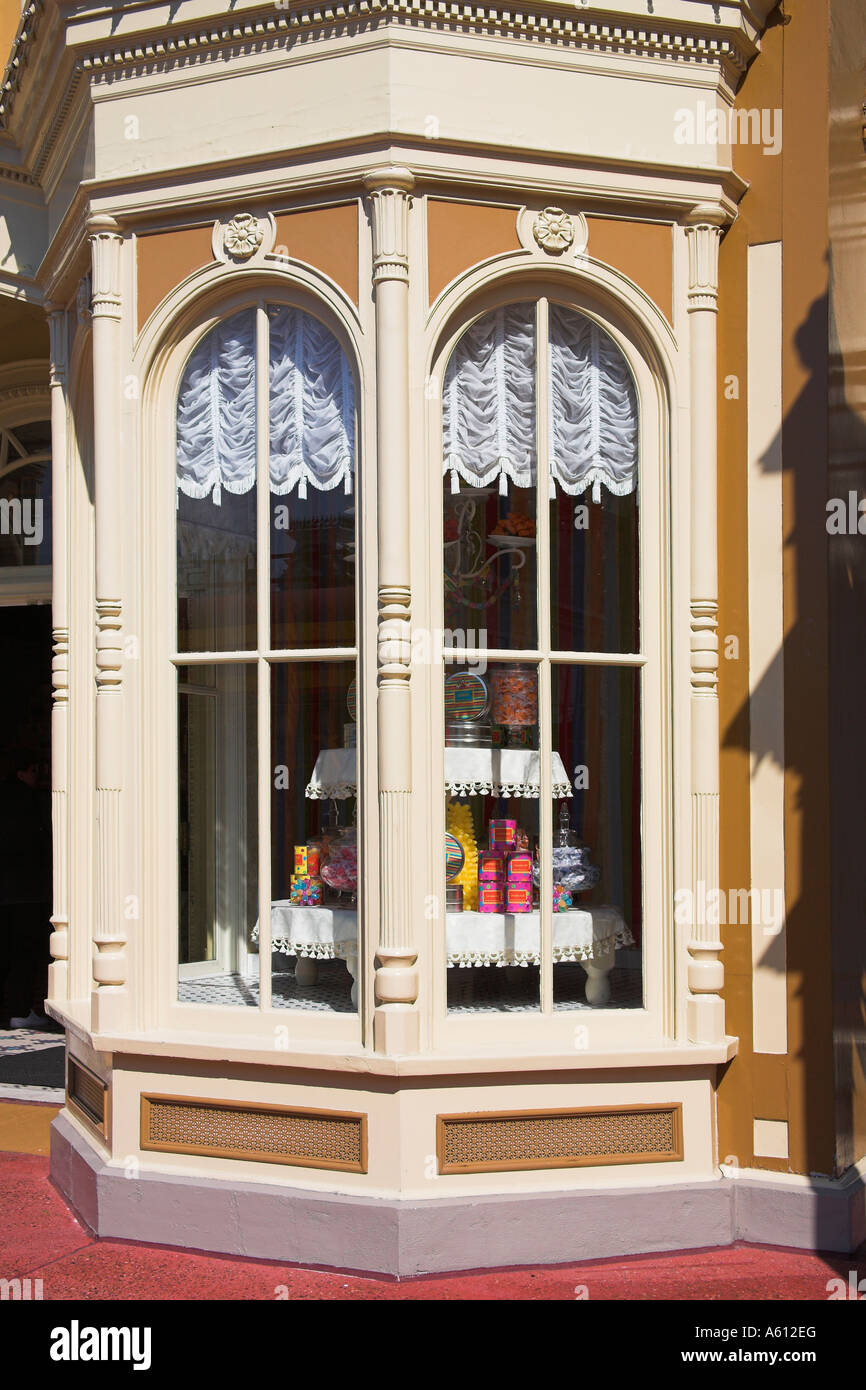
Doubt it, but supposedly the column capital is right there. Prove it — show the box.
[87,214,123,319]
[364,169,414,284]
[683,205,726,312]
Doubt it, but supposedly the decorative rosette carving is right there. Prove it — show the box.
[533,207,575,254]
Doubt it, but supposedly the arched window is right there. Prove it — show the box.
[0,416,52,567]
[173,303,360,1018]
[440,298,644,1017]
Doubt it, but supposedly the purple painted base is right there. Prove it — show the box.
[50,1113,866,1277]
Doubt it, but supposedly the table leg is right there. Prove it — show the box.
[294,957,319,988]
[582,943,615,1007]
[343,948,358,1008]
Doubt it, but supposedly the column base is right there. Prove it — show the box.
[373,1005,420,1054]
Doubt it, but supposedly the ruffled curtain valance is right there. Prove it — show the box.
[548,304,638,504]
[442,301,638,504]
[443,303,537,496]
[176,306,355,505]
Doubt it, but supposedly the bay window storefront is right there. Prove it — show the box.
[48,165,732,1274]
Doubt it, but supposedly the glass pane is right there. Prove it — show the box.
[548,664,642,1010]
[271,489,355,649]
[550,487,638,654]
[176,310,257,652]
[177,663,259,1006]
[547,303,639,653]
[0,425,52,567]
[270,660,358,1012]
[269,305,356,649]
[442,303,537,650]
[444,659,540,1013]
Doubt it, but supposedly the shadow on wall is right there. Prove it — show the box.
[723,285,866,1236]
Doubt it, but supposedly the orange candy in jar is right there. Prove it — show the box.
[490,665,537,728]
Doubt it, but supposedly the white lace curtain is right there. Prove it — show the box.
[176,306,355,505]
[442,302,638,504]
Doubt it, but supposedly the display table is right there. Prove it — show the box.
[255,903,632,1007]
[305,746,573,800]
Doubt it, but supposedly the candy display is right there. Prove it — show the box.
[321,826,358,894]
[446,800,479,910]
[553,883,573,912]
[290,874,323,906]
[445,832,465,883]
[444,671,490,722]
[489,819,517,848]
[490,664,538,729]
[507,851,532,878]
[294,844,321,876]
[490,511,536,539]
[533,803,600,895]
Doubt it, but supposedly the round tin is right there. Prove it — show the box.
[445,720,492,747]
[444,670,490,722]
[445,884,464,912]
[445,832,465,883]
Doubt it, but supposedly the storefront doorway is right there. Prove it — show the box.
[0,604,53,1030]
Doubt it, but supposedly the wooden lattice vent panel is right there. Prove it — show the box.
[437,1104,683,1173]
[140,1095,367,1172]
[67,1058,109,1138]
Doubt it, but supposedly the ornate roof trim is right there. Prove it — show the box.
[2,2,759,127]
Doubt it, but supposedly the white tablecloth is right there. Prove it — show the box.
[254,903,632,967]
[305,746,572,799]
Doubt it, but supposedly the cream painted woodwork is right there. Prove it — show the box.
[0,1,805,1216]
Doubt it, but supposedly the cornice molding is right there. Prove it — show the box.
[2,1,769,130]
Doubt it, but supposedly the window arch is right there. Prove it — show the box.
[172,299,362,1024]
[0,413,52,567]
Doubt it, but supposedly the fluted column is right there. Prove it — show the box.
[684,205,726,1044]
[47,305,69,1002]
[88,214,127,1032]
[363,168,419,1054]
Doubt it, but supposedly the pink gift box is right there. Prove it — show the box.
[506,883,532,912]
[489,820,517,848]
[478,849,505,878]
[507,852,533,877]
[479,883,505,912]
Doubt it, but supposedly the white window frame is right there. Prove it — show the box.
[142,280,369,1044]
[422,275,676,1053]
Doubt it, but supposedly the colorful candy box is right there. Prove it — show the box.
[506,882,532,912]
[507,852,533,878]
[479,882,505,912]
[294,845,321,876]
[478,848,505,879]
[489,819,517,848]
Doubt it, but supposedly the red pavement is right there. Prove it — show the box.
[3,1149,865,1299]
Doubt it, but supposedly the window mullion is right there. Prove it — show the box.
[536,297,553,1018]
[256,302,272,1011]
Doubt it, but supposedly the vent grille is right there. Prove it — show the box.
[437,1104,683,1174]
[67,1059,108,1137]
[140,1095,367,1173]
